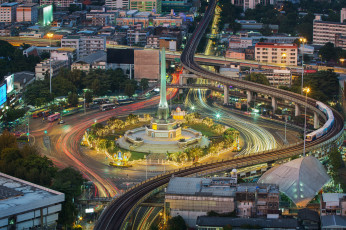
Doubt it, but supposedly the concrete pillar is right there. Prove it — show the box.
[224,85,229,104]
[272,97,277,111]
[314,111,320,129]
[247,90,252,104]
[295,104,301,116]
[179,75,183,85]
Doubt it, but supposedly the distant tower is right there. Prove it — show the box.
[157,48,169,120]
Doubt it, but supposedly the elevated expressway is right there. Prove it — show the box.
[95,0,343,229]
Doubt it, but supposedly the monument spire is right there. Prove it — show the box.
[157,48,169,120]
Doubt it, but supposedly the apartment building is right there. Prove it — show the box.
[16,3,38,23]
[35,59,68,80]
[342,8,346,23]
[127,29,148,46]
[153,16,182,27]
[255,42,298,66]
[313,20,346,48]
[0,2,19,23]
[91,15,109,26]
[146,35,160,48]
[129,0,161,13]
[225,48,246,59]
[321,193,346,216]
[105,0,129,9]
[235,183,279,218]
[71,50,106,72]
[61,36,106,59]
[116,17,149,27]
[231,0,274,11]
[40,0,73,7]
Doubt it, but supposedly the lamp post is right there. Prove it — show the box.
[340,58,345,66]
[47,33,54,94]
[303,87,310,156]
[300,38,307,94]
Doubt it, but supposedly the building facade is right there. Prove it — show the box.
[313,20,346,48]
[105,0,129,8]
[0,172,65,230]
[16,3,38,23]
[134,49,159,80]
[0,2,19,23]
[255,42,298,66]
[35,59,69,80]
[165,177,237,227]
[61,36,106,58]
[40,0,73,7]
[321,193,346,216]
[129,0,161,13]
[235,184,280,218]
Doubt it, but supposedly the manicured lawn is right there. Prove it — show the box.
[117,147,148,161]
[188,123,218,137]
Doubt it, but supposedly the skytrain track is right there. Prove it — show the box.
[95,0,343,229]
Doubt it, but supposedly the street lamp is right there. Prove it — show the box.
[299,38,307,95]
[303,87,310,157]
[216,113,220,119]
[340,58,345,66]
[47,33,54,94]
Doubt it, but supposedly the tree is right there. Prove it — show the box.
[319,42,337,62]
[85,90,93,104]
[51,168,84,227]
[167,215,186,230]
[124,83,135,97]
[245,73,270,85]
[139,78,149,91]
[68,92,79,107]
[3,108,26,123]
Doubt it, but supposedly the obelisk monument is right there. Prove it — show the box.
[157,48,169,120]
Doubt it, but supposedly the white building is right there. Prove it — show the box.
[255,42,298,66]
[105,0,128,9]
[35,59,69,80]
[341,8,346,23]
[313,17,346,48]
[61,36,106,59]
[0,172,65,230]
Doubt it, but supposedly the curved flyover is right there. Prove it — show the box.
[95,1,343,229]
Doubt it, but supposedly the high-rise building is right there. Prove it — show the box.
[129,0,161,13]
[38,4,53,26]
[16,3,38,23]
[255,42,298,66]
[313,19,346,48]
[0,2,19,23]
[40,0,73,8]
[341,8,346,23]
[231,0,274,10]
[61,36,106,59]
[105,0,128,9]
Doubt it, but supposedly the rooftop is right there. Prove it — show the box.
[18,3,38,7]
[258,156,330,207]
[0,172,64,218]
[166,177,236,197]
[196,216,299,228]
[1,2,19,7]
[13,71,35,84]
[321,215,346,228]
[74,50,106,64]
[322,193,346,203]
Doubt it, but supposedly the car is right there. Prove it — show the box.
[58,120,65,124]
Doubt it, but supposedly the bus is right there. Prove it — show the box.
[100,104,116,111]
[93,98,109,105]
[42,110,51,117]
[62,107,81,116]
[48,113,60,122]
[116,99,134,105]
[32,109,45,118]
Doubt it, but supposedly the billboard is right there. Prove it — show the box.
[107,49,134,64]
[39,5,53,26]
[0,83,7,106]
[5,74,13,93]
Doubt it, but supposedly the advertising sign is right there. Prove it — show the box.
[0,83,7,106]
[5,74,13,93]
